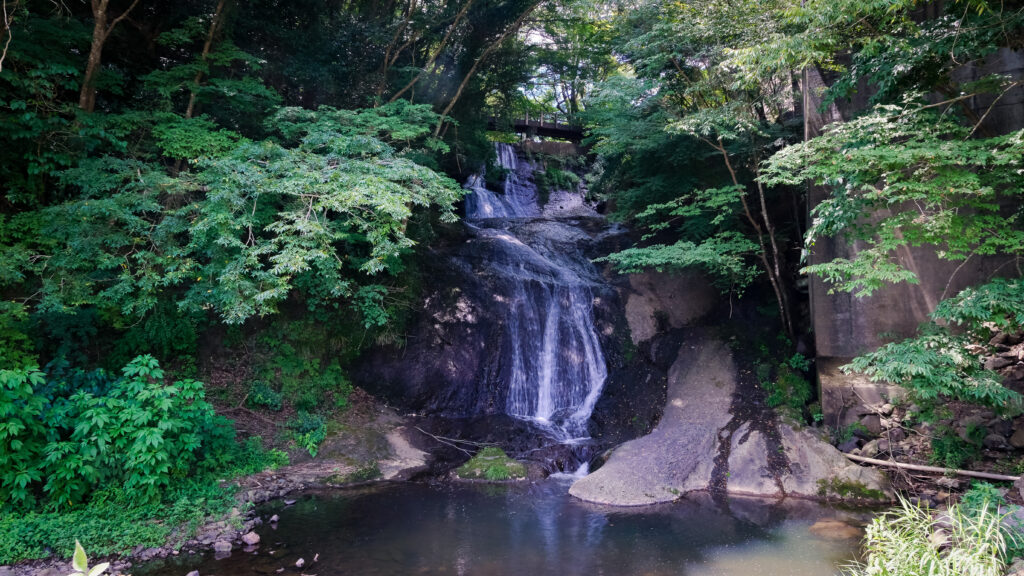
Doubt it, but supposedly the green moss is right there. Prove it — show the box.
[456,447,527,481]
[328,462,382,484]
[817,477,887,501]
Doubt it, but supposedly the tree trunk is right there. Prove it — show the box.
[184,0,229,120]
[1,0,21,73]
[79,0,141,112]
[709,136,793,338]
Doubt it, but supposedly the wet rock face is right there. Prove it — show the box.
[352,143,663,459]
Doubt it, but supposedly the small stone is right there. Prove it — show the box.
[991,332,1011,346]
[808,520,861,540]
[241,532,261,546]
[880,403,894,416]
[284,499,297,506]
[988,418,1013,437]
[186,571,200,576]
[986,357,1014,371]
[0,567,15,576]
[1008,558,1024,576]
[269,514,280,523]
[983,433,1010,450]
[1014,477,1024,502]
[313,553,320,562]
[887,428,906,443]
[836,438,859,453]
[860,439,880,458]
[1006,365,1024,382]
[859,414,883,436]
[295,558,305,568]
[929,528,950,550]
[213,541,232,553]
[936,477,961,489]
[1011,429,1024,449]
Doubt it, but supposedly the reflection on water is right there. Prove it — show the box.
[137,479,864,576]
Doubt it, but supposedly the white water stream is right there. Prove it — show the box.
[465,143,608,440]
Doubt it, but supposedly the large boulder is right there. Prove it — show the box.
[571,337,891,506]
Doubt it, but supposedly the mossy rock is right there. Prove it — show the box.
[325,462,382,485]
[456,447,527,481]
[817,476,887,502]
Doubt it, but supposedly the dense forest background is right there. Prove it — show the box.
[1,0,1023,567]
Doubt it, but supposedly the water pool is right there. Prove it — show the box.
[137,478,865,576]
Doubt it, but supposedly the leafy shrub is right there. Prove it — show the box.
[246,381,283,411]
[258,323,354,411]
[287,411,326,457]
[847,327,1023,415]
[535,166,580,205]
[0,355,235,509]
[764,364,812,418]
[960,482,1006,513]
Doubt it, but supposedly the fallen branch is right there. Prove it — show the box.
[844,454,1020,482]
[413,426,495,456]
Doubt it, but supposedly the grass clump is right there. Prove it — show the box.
[843,495,1019,576]
[456,447,527,481]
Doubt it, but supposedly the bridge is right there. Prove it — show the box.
[487,114,585,143]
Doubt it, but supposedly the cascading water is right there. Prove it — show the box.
[465,143,608,441]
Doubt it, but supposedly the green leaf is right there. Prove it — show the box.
[72,540,87,573]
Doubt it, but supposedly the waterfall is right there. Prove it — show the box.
[465,143,607,441]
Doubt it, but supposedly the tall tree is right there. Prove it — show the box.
[79,0,141,112]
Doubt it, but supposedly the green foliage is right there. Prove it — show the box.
[256,321,354,412]
[764,364,812,418]
[151,116,246,161]
[929,426,983,471]
[535,166,580,198]
[0,356,235,509]
[0,301,36,367]
[960,482,1006,513]
[833,422,870,445]
[338,462,383,484]
[930,429,982,470]
[287,412,326,457]
[245,381,283,412]
[597,231,759,294]
[0,433,282,564]
[0,479,236,564]
[843,496,1015,576]
[933,278,1024,334]
[762,100,1024,297]
[846,327,1023,414]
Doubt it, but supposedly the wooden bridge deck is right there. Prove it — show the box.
[487,116,584,142]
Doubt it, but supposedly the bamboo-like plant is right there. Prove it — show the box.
[844,496,1016,576]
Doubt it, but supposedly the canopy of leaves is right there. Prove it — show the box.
[761,98,1024,296]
